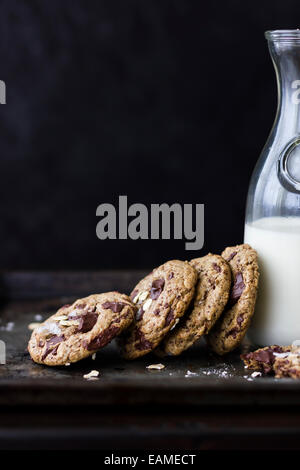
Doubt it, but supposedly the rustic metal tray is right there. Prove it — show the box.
[1,271,300,449]
[1,270,299,408]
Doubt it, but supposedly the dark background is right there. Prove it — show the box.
[0,0,296,270]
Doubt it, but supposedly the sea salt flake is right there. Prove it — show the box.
[185,370,198,377]
[0,322,15,332]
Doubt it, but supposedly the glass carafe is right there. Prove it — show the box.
[244,30,300,346]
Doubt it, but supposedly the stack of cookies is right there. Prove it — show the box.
[28,244,259,367]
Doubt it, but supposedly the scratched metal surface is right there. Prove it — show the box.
[0,272,300,407]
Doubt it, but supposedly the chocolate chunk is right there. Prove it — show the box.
[226,327,238,339]
[136,307,144,321]
[168,272,174,280]
[213,263,221,273]
[75,312,98,333]
[42,334,65,360]
[51,345,59,356]
[230,272,245,305]
[135,328,152,351]
[165,308,174,326]
[227,251,237,262]
[237,315,244,325]
[47,335,65,346]
[102,301,126,313]
[150,279,165,300]
[154,308,160,315]
[253,349,276,365]
[84,325,119,350]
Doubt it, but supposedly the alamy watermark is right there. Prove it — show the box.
[0,80,6,104]
[96,196,204,250]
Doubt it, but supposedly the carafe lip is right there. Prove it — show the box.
[265,29,300,42]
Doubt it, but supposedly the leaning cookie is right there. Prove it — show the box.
[157,254,231,356]
[28,292,135,366]
[207,244,259,355]
[118,260,198,360]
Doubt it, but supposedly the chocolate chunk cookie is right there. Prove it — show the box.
[119,260,198,359]
[158,254,231,356]
[28,292,135,366]
[241,345,291,374]
[207,244,259,355]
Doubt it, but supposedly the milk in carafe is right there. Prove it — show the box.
[245,217,300,345]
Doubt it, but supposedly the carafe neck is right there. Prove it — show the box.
[268,31,300,135]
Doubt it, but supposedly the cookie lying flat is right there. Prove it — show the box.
[241,345,291,374]
[119,260,198,359]
[207,244,259,355]
[28,292,135,366]
[157,254,231,356]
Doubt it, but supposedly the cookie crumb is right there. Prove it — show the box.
[34,314,43,321]
[65,362,71,366]
[146,363,165,370]
[28,322,41,331]
[92,353,96,360]
[251,371,262,378]
[83,370,100,380]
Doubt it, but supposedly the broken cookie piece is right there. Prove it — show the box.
[273,347,300,379]
[241,344,300,379]
[241,345,291,374]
